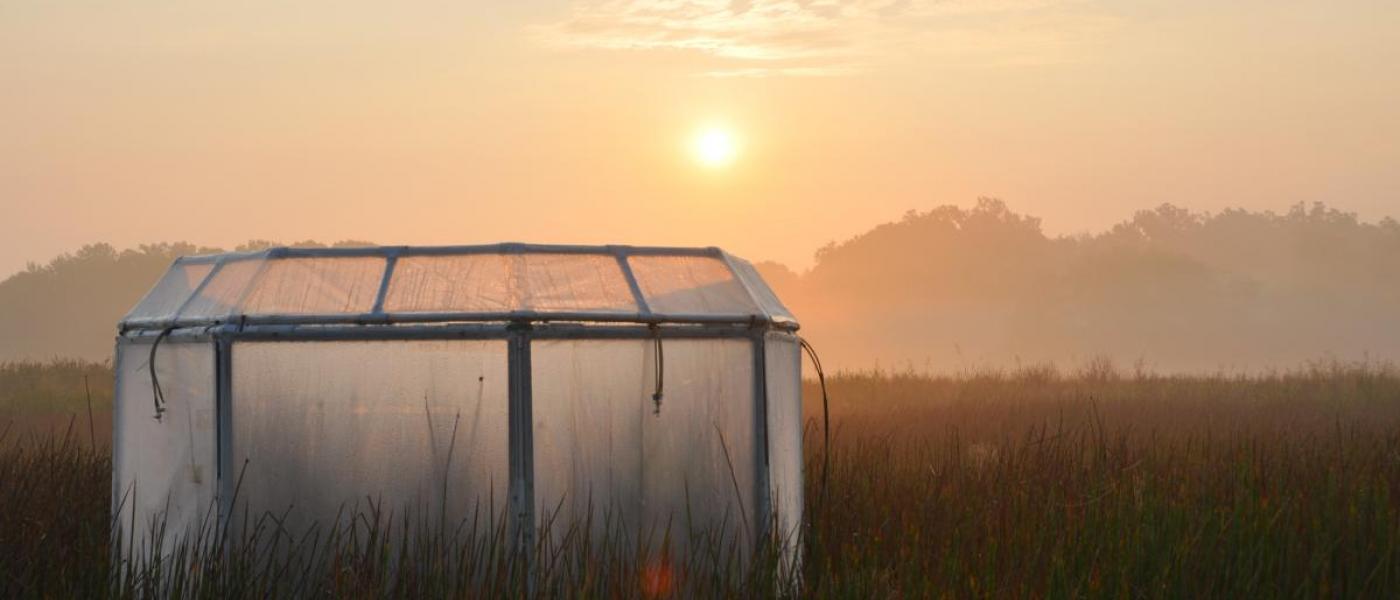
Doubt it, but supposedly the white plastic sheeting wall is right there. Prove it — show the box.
[111,331,802,570]
[229,340,510,536]
[765,333,804,570]
[113,339,217,556]
[532,338,758,551]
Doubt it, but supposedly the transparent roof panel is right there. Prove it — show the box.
[239,256,385,315]
[124,261,215,322]
[180,257,265,320]
[724,254,796,323]
[383,253,636,314]
[520,253,636,313]
[384,254,511,313]
[627,255,758,315]
[120,245,798,329]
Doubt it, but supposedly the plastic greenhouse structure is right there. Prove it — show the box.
[112,243,804,566]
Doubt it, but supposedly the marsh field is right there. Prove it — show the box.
[3,359,1399,598]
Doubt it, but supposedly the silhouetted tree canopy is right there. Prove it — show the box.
[762,200,1400,371]
[3,201,1398,372]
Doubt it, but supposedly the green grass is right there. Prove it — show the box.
[3,360,1400,597]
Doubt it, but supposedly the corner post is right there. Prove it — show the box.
[751,328,772,555]
[507,322,536,566]
[214,333,235,540]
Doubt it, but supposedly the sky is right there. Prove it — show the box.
[3,0,1398,278]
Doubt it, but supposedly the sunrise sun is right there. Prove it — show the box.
[691,126,738,168]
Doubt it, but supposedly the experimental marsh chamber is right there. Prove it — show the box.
[112,244,803,573]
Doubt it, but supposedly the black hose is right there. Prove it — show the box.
[798,337,831,515]
[651,326,664,415]
[149,327,174,422]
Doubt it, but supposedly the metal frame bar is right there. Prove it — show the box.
[264,243,722,259]
[123,311,796,331]
[214,336,234,534]
[750,331,772,551]
[175,250,271,265]
[507,324,536,561]
[116,331,218,344]
[370,250,400,314]
[614,253,652,317]
[119,322,773,343]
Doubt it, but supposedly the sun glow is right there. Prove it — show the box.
[691,126,738,168]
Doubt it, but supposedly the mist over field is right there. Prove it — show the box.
[761,199,1400,372]
[2,200,1398,372]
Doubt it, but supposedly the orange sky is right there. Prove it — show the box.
[3,1,1398,277]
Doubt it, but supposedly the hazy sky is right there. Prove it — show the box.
[3,1,1397,277]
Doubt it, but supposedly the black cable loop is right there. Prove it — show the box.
[798,337,831,517]
[149,326,175,422]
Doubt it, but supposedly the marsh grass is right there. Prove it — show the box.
[0,359,112,415]
[101,474,790,598]
[802,361,1400,597]
[0,418,111,595]
[3,359,1400,597]
[0,359,112,449]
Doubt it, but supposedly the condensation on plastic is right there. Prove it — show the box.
[521,253,637,312]
[124,261,215,322]
[627,255,758,315]
[764,332,804,574]
[532,338,756,552]
[531,340,646,540]
[125,248,797,326]
[179,258,265,320]
[383,253,637,314]
[238,256,385,315]
[230,340,509,537]
[383,254,511,313]
[113,338,217,557]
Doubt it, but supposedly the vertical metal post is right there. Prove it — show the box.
[214,336,235,536]
[507,323,536,561]
[751,331,772,553]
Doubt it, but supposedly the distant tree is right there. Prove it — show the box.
[782,200,1400,371]
[0,239,373,361]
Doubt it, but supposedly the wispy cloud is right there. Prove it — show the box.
[529,0,1117,76]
